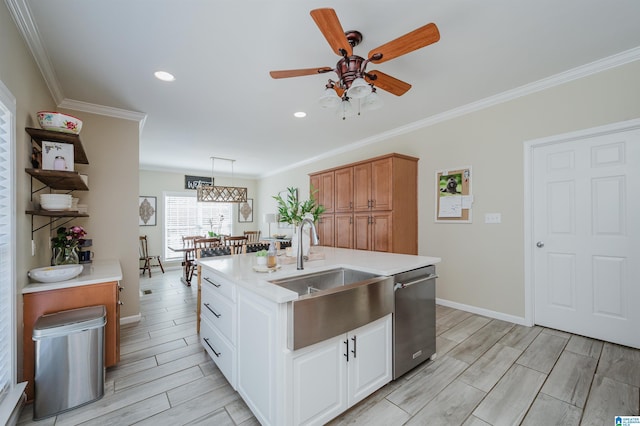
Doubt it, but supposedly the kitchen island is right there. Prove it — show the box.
[22,259,123,401]
[197,247,440,426]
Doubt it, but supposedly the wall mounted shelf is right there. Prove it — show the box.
[25,127,89,164]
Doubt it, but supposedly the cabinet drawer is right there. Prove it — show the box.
[201,267,236,301]
[201,316,236,388]
[201,283,236,344]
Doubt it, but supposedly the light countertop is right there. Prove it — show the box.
[197,247,440,303]
[22,259,123,294]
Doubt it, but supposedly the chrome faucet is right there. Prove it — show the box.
[297,217,320,270]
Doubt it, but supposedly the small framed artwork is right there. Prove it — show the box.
[139,196,157,226]
[238,198,253,223]
[41,141,74,171]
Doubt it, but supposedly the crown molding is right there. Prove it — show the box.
[58,98,147,133]
[262,45,640,178]
[5,0,64,104]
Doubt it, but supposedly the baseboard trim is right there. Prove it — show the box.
[120,313,142,325]
[436,298,531,326]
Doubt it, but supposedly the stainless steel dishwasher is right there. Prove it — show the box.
[393,265,437,379]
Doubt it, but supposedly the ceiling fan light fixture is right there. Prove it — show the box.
[346,77,372,99]
[362,88,383,111]
[337,98,356,120]
[319,87,341,108]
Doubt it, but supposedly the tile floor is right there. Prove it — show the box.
[18,268,640,425]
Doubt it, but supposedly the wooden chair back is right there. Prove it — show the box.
[194,237,221,249]
[139,235,149,259]
[243,230,261,243]
[224,235,248,254]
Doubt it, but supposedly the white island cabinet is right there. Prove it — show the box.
[198,247,440,426]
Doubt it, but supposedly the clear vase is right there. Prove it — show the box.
[52,246,80,266]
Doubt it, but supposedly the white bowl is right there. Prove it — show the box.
[40,194,72,210]
[40,204,71,211]
[36,111,83,134]
[28,264,83,283]
[40,194,72,202]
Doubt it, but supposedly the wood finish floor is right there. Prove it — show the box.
[18,268,640,425]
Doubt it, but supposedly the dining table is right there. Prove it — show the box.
[169,245,196,286]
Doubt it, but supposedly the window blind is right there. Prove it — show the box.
[163,193,232,260]
[0,85,16,412]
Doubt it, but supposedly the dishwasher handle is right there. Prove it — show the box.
[394,273,438,291]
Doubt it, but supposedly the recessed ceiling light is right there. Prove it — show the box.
[294,112,306,118]
[154,71,175,82]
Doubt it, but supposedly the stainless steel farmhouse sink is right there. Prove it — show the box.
[269,268,394,350]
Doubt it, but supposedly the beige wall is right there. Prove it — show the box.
[2,1,140,379]
[258,60,640,320]
[139,169,258,267]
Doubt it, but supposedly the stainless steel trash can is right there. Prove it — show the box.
[32,305,106,420]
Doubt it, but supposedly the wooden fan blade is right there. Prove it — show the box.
[310,8,352,57]
[368,23,440,64]
[269,67,333,79]
[365,70,412,96]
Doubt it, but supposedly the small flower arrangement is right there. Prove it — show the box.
[51,226,86,249]
[255,249,268,257]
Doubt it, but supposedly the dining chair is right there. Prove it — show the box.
[224,235,248,254]
[243,230,261,243]
[196,246,232,333]
[139,235,164,278]
[182,235,200,283]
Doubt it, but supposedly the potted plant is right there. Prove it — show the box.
[272,187,325,226]
[255,249,268,265]
[273,187,325,255]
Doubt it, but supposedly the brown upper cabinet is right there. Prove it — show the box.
[310,170,335,214]
[310,153,418,255]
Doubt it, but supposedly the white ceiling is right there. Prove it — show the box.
[9,0,640,177]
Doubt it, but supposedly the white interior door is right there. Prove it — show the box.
[532,124,640,348]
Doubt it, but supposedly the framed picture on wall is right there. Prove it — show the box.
[238,198,253,223]
[139,196,157,226]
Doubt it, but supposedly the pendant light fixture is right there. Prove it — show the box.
[197,157,248,203]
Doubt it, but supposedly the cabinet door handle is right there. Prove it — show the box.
[349,201,353,209]
[351,336,357,358]
[344,340,349,362]
[203,276,221,288]
[203,338,221,357]
[204,303,221,318]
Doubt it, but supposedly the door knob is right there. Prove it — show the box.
[536,241,544,248]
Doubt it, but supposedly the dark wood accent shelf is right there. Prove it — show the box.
[25,168,89,190]
[25,210,89,218]
[26,127,89,164]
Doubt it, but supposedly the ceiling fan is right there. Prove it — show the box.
[269,8,440,118]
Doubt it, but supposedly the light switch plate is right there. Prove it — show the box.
[485,213,502,224]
